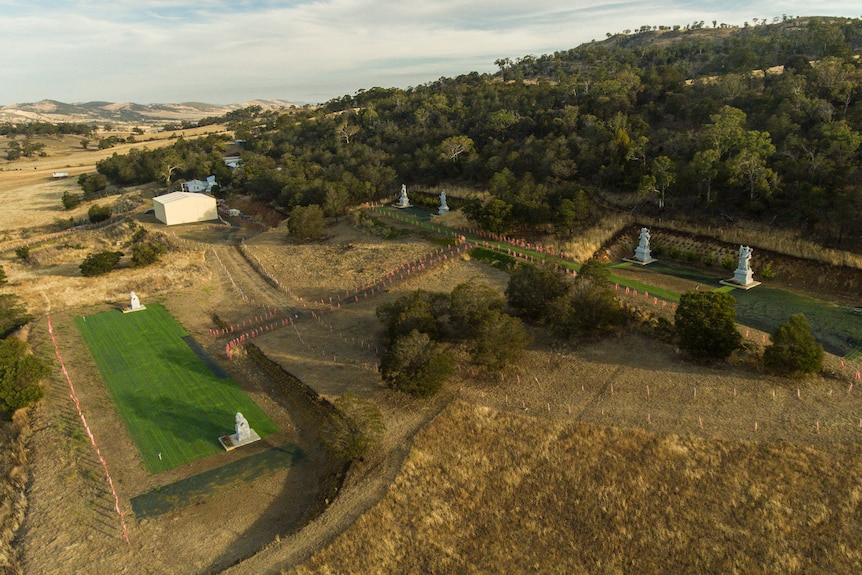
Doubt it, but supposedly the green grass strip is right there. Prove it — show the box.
[75,304,279,473]
[606,273,680,302]
[130,444,303,519]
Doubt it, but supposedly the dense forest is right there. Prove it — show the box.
[96,17,862,246]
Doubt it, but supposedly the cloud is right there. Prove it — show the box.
[1,0,859,105]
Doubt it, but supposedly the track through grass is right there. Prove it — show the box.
[75,304,279,473]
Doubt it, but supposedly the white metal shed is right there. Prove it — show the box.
[153,192,218,226]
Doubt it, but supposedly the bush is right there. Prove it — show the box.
[379,330,453,397]
[62,191,82,210]
[80,251,123,276]
[577,258,610,283]
[675,291,742,362]
[376,290,447,341]
[763,314,823,377]
[552,278,623,339]
[470,311,531,370]
[78,173,108,199]
[130,241,167,267]
[0,338,48,413]
[87,204,112,223]
[14,246,29,261]
[468,247,517,270]
[721,256,736,271]
[449,279,505,336]
[287,204,325,240]
[506,263,569,321]
[0,294,32,339]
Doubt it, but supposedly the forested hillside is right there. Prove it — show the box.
[97,17,862,246]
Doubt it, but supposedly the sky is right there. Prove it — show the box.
[1,1,859,106]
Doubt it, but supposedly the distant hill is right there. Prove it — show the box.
[0,99,298,125]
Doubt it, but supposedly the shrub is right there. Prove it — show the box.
[0,294,32,339]
[379,330,453,397]
[87,204,112,223]
[0,338,48,413]
[287,204,325,240]
[14,246,29,261]
[377,290,447,341]
[577,258,610,283]
[470,311,531,370]
[78,173,108,199]
[449,279,505,336]
[675,291,742,362]
[80,251,123,276]
[468,247,517,270]
[721,256,736,271]
[62,191,82,210]
[763,314,823,377]
[549,278,623,339]
[702,254,715,267]
[130,241,167,267]
[761,261,776,279]
[506,263,569,321]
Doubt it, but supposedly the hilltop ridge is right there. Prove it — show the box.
[0,98,297,125]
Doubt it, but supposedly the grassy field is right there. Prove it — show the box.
[75,304,279,473]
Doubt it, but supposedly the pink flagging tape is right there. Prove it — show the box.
[46,315,130,544]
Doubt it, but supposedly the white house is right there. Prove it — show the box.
[181,175,218,193]
[153,192,218,226]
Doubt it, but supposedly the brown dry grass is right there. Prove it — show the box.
[0,409,30,575]
[292,399,862,575]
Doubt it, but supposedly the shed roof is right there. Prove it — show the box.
[154,191,208,204]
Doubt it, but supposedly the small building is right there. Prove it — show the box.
[181,175,218,193]
[223,155,242,169]
[52,171,69,178]
[153,192,218,226]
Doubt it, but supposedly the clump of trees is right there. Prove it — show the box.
[763,314,823,377]
[377,281,530,396]
[506,260,623,338]
[377,291,452,396]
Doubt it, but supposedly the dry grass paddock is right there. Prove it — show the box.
[292,399,862,575]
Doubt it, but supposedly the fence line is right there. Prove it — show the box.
[46,315,129,544]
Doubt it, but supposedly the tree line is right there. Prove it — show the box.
[86,17,862,247]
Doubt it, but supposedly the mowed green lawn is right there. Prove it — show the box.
[75,304,279,473]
